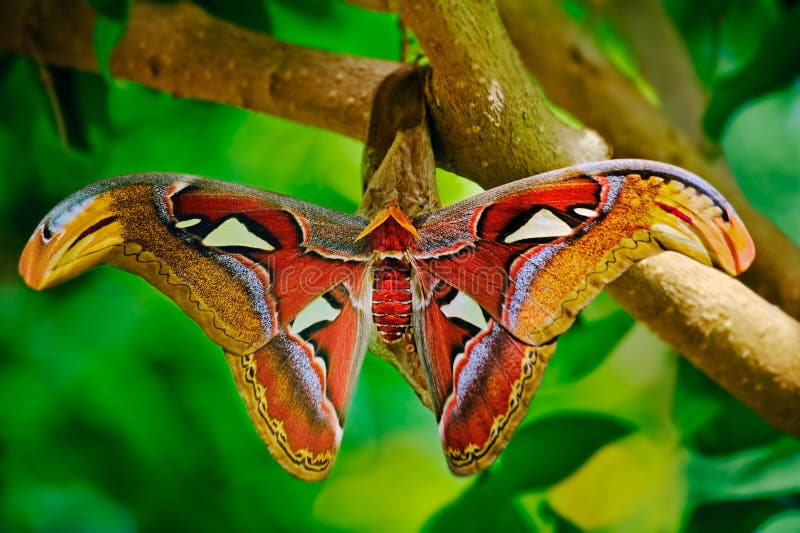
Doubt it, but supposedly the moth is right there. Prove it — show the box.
[19,159,754,481]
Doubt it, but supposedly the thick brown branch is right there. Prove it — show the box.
[0,0,395,141]
[607,253,800,437]
[397,0,609,185]
[1,0,603,185]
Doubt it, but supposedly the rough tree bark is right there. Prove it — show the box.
[1,0,798,435]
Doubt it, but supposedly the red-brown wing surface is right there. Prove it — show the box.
[19,173,373,480]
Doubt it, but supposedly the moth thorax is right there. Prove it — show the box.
[372,257,412,342]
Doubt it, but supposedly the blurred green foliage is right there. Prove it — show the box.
[1,0,799,532]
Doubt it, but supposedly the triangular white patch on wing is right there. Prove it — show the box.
[290,295,341,336]
[202,218,275,250]
[504,209,572,243]
[440,290,488,331]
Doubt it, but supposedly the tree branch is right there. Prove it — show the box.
[395,0,609,184]
[607,254,800,437]
[594,0,710,150]
[0,0,395,141]
[2,0,602,182]
[2,0,799,435]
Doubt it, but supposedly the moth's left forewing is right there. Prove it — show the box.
[150,179,376,480]
[165,179,373,325]
[20,174,374,481]
[19,177,276,354]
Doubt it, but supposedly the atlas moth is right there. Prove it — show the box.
[20,158,754,481]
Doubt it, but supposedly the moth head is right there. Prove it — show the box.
[355,198,420,249]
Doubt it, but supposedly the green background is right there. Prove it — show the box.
[1,0,799,531]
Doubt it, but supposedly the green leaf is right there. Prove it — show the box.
[704,4,800,138]
[666,0,782,90]
[715,0,780,78]
[518,497,582,533]
[664,0,722,86]
[687,438,800,504]
[423,413,634,532]
[87,0,131,81]
[722,84,800,245]
[673,358,724,441]
[545,308,634,384]
[424,492,536,533]
[314,425,465,532]
[758,511,800,533]
[546,434,688,531]
[6,482,136,533]
[500,413,635,490]
[674,358,781,454]
[685,499,786,533]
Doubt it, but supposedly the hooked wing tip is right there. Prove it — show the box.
[19,225,49,290]
[651,177,755,277]
[719,206,756,275]
[19,195,123,290]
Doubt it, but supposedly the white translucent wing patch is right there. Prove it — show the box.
[573,207,598,218]
[503,209,573,243]
[201,217,275,250]
[290,294,342,336]
[440,290,488,331]
[175,217,202,229]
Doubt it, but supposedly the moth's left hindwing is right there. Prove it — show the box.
[19,174,372,481]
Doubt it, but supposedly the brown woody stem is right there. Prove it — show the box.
[607,254,800,437]
[358,64,440,218]
[0,0,395,141]
[395,0,609,185]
